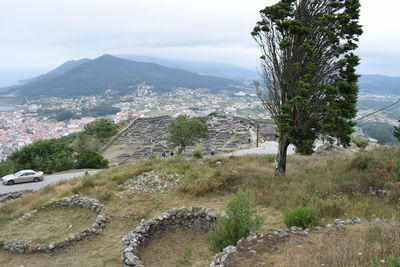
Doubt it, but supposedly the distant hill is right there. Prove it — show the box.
[20,58,91,84]
[9,55,239,98]
[359,75,400,95]
[118,54,258,81]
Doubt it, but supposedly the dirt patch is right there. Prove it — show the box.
[140,228,214,267]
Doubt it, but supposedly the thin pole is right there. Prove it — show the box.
[256,123,259,147]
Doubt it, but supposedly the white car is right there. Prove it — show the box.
[2,170,44,185]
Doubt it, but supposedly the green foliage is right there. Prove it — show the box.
[371,259,400,267]
[352,138,369,149]
[168,115,209,153]
[14,55,237,98]
[6,137,75,174]
[76,151,109,169]
[253,0,362,173]
[37,108,80,122]
[394,125,400,142]
[207,112,218,117]
[55,110,77,121]
[207,192,263,252]
[192,149,203,159]
[358,121,399,145]
[179,247,195,266]
[284,206,319,229]
[83,118,118,138]
[81,104,121,117]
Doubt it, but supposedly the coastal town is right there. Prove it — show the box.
[0,86,263,161]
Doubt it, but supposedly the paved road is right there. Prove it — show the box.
[0,170,99,195]
[225,142,296,157]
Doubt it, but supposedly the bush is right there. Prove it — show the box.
[192,149,203,159]
[352,138,369,149]
[207,192,263,252]
[6,137,75,174]
[83,118,118,138]
[76,151,109,169]
[284,206,319,229]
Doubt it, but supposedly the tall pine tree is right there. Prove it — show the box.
[252,0,363,175]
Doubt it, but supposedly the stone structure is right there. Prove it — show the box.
[121,206,218,267]
[210,218,374,266]
[0,195,108,254]
[102,115,276,165]
[0,192,24,204]
[118,170,180,195]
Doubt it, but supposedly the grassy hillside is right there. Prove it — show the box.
[1,147,399,266]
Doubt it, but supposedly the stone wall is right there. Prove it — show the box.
[209,218,382,266]
[103,115,271,165]
[121,206,218,267]
[0,195,108,254]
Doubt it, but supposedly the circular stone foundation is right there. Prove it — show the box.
[121,206,217,267]
[0,195,108,254]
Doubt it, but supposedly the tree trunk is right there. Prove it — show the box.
[275,135,289,176]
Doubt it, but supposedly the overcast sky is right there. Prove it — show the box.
[0,0,399,83]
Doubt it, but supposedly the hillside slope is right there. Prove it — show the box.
[10,55,238,98]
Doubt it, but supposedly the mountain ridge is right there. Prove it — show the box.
[9,55,239,98]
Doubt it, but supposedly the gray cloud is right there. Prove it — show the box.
[0,0,398,77]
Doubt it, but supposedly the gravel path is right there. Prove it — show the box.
[224,142,296,156]
[0,171,99,195]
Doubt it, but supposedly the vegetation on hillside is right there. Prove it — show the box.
[0,119,117,175]
[358,121,399,145]
[0,147,400,265]
[37,104,121,122]
[0,138,75,175]
[11,55,237,98]
[71,119,120,153]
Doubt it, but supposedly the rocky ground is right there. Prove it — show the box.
[117,170,180,196]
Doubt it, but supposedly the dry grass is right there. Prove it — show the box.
[278,222,400,267]
[0,207,97,245]
[140,228,214,267]
[0,147,399,266]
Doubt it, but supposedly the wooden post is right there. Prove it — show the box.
[256,123,259,147]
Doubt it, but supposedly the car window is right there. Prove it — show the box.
[27,172,35,175]
[15,171,24,176]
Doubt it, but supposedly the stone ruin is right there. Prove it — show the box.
[209,218,382,266]
[0,195,108,254]
[121,206,218,267]
[102,114,277,165]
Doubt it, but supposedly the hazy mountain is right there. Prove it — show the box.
[359,75,400,95]
[10,55,239,98]
[118,54,258,81]
[20,58,92,84]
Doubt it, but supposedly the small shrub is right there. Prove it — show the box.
[207,192,263,252]
[179,247,195,266]
[0,203,12,216]
[284,206,319,229]
[353,138,369,149]
[76,151,109,169]
[192,149,203,159]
